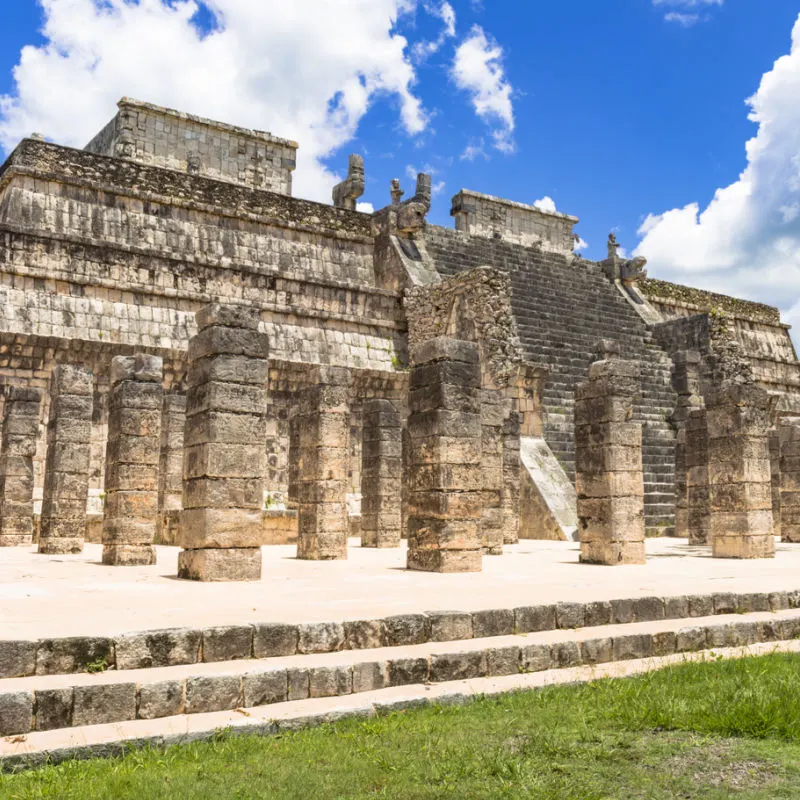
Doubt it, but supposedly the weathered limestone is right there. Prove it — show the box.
[770,427,782,541]
[501,409,521,544]
[707,383,775,559]
[778,418,800,543]
[178,304,269,581]
[575,346,645,565]
[39,366,93,554]
[360,399,402,548]
[670,351,702,541]
[479,389,505,555]
[406,338,483,573]
[102,355,163,566]
[296,367,352,561]
[156,393,186,546]
[332,154,365,211]
[686,407,711,545]
[0,387,43,546]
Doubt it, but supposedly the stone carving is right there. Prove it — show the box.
[396,173,432,236]
[332,155,365,211]
[603,233,647,284]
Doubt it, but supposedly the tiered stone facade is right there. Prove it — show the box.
[707,383,775,559]
[360,399,402,548]
[406,338,483,573]
[39,366,93,554]
[102,355,163,566]
[178,305,269,581]
[295,367,352,561]
[575,348,645,565]
[0,387,42,546]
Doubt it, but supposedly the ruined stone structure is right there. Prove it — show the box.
[0,97,799,565]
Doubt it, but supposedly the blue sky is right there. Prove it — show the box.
[1,0,800,325]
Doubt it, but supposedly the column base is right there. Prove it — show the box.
[713,534,775,559]
[177,547,262,581]
[102,544,157,566]
[38,537,84,555]
[407,548,482,573]
[0,534,33,547]
[579,541,646,565]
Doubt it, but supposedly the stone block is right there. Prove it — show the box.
[137,680,185,720]
[485,646,521,676]
[406,548,482,573]
[0,640,36,678]
[253,623,299,658]
[35,637,114,676]
[579,540,646,565]
[102,544,157,566]
[428,611,473,642]
[114,628,202,670]
[196,303,262,331]
[0,691,33,736]
[388,657,430,686]
[187,325,268,361]
[184,675,241,714]
[242,670,289,707]
[664,596,690,620]
[551,641,581,668]
[383,614,430,646]
[297,622,346,654]
[580,637,613,665]
[202,625,254,662]
[72,683,137,727]
[34,688,73,731]
[344,619,385,650]
[520,643,552,673]
[177,547,262,581]
[429,650,485,682]
[471,608,515,639]
[309,666,353,698]
[713,533,775,559]
[179,508,264,549]
[584,600,612,627]
[612,634,652,661]
[287,668,310,701]
[352,662,387,694]
[633,596,666,622]
[676,626,708,652]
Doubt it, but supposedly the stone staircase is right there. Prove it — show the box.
[2,588,800,769]
[425,227,677,536]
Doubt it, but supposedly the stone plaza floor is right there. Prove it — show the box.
[3,537,800,640]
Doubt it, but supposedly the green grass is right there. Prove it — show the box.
[4,653,800,799]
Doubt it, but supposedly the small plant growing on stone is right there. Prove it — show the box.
[86,656,108,674]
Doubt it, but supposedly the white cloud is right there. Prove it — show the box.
[356,201,374,213]
[412,1,456,62]
[575,237,589,252]
[0,0,430,202]
[654,0,723,25]
[664,12,701,27]
[534,196,557,214]
[451,25,514,153]
[432,179,446,196]
[460,139,488,161]
[636,14,800,325]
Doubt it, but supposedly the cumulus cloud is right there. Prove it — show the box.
[460,138,488,161]
[0,0,430,202]
[356,201,374,213]
[534,196,557,214]
[412,1,456,62]
[451,25,514,153]
[636,13,800,327]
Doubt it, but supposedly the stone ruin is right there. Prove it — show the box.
[0,96,799,579]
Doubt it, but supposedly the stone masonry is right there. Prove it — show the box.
[479,388,505,555]
[360,399,402,549]
[707,383,775,559]
[779,418,800,543]
[38,366,93,554]
[686,406,711,546]
[156,393,186,546]
[178,304,269,581]
[295,367,351,561]
[406,338,483,573]
[0,387,42,546]
[102,355,163,566]
[575,345,646,566]
[501,409,521,545]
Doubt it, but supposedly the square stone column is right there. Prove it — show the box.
[501,408,521,545]
[686,407,711,545]
[479,388,505,555]
[575,354,645,566]
[178,304,269,581]
[779,418,800,543]
[39,366,93,554]
[102,355,163,566]
[0,387,43,547]
[296,367,351,560]
[707,383,774,559]
[360,399,402,548]
[769,427,782,540]
[156,393,186,545]
[406,338,483,573]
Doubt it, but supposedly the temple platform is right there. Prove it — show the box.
[2,537,799,640]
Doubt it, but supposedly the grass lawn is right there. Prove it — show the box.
[4,653,800,799]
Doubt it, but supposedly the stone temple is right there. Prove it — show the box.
[6,99,800,759]
[0,95,797,577]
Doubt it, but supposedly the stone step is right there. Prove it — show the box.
[2,609,799,746]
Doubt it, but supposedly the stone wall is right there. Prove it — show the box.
[450,190,578,256]
[85,98,297,195]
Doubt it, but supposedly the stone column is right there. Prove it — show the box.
[0,387,43,547]
[360,399,402,548]
[296,367,351,560]
[707,383,774,559]
[686,406,711,545]
[102,355,163,566]
[670,351,701,540]
[501,408,521,545]
[479,388,504,555]
[575,351,645,565]
[406,338,483,573]
[769,427,782,540]
[156,393,186,545]
[39,366,93,554]
[178,304,269,581]
[779,418,800,543]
